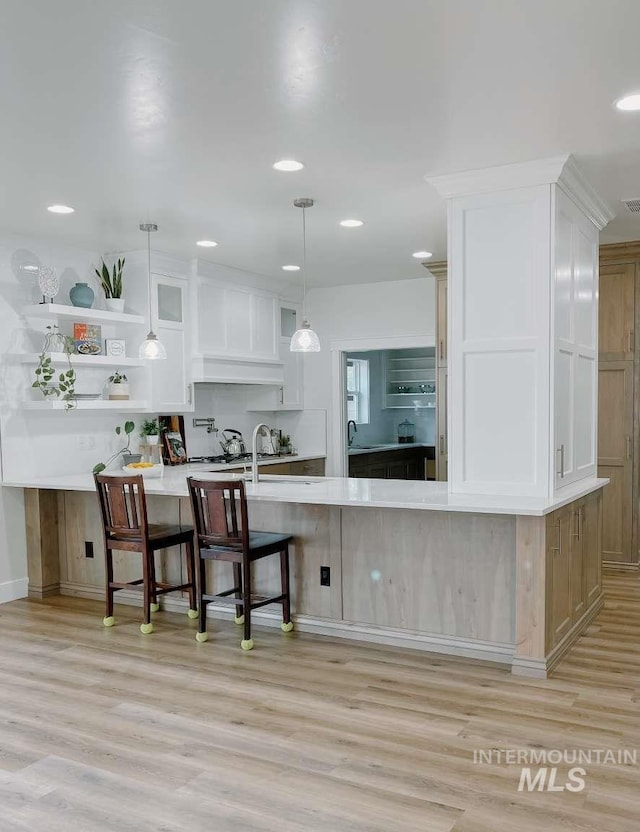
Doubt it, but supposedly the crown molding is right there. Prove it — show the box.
[556,156,614,231]
[599,240,640,263]
[426,154,614,231]
[422,260,447,279]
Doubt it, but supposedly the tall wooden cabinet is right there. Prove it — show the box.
[429,262,448,481]
[598,246,640,567]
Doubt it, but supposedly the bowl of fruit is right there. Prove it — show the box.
[122,461,164,478]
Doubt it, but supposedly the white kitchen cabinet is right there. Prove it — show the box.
[554,189,598,489]
[192,276,284,384]
[150,273,194,413]
[277,303,303,410]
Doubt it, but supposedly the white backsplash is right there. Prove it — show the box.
[184,383,327,459]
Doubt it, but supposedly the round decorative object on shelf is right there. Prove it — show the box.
[69,282,95,308]
[38,267,59,303]
[105,298,125,313]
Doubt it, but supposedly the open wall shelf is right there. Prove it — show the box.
[23,304,145,326]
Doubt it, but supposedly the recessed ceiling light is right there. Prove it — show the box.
[196,240,218,247]
[22,264,39,272]
[273,159,304,172]
[282,264,300,271]
[340,219,364,228]
[615,93,640,111]
[412,251,433,259]
[47,204,74,214]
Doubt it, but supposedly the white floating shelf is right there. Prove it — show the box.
[23,399,149,411]
[23,304,145,326]
[17,353,145,368]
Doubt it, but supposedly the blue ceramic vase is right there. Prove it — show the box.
[69,282,94,308]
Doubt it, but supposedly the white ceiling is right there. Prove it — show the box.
[3,0,640,287]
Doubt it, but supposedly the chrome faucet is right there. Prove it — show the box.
[252,423,271,484]
[347,419,358,447]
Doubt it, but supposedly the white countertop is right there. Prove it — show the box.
[2,465,608,516]
[348,442,433,456]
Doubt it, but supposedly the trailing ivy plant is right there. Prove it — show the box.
[96,257,125,299]
[92,420,136,474]
[31,325,76,409]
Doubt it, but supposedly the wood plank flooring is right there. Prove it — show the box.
[0,571,638,831]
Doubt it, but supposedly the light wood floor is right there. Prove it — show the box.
[0,572,638,831]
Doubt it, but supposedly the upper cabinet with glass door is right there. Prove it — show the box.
[276,302,303,410]
[149,273,194,413]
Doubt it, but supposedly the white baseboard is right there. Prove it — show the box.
[0,578,28,604]
[59,582,514,665]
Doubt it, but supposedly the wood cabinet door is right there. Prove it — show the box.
[598,361,634,563]
[599,263,635,361]
[583,492,602,608]
[569,503,586,622]
[547,509,572,650]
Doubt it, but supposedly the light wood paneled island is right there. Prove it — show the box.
[9,468,607,678]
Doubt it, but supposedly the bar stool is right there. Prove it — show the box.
[94,473,197,634]
[187,477,294,650]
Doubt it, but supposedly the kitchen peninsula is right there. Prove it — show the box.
[10,467,606,678]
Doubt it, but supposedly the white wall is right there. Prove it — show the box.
[304,276,436,474]
[0,234,112,600]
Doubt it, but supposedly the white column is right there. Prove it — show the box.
[428,155,613,499]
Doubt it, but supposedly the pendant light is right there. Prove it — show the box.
[138,222,166,360]
[290,197,320,352]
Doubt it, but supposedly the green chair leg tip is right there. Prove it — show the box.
[102,616,115,628]
[240,638,254,651]
[234,614,245,625]
[195,631,208,643]
[150,602,160,613]
[187,608,199,619]
[140,622,154,635]
[281,621,294,633]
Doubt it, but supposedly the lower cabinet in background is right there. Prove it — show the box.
[348,447,434,480]
[259,458,326,477]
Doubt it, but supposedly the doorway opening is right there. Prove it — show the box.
[342,346,436,480]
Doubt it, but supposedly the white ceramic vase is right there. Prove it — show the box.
[105,298,125,313]
[108,381,130,400]
[146,434,159,445]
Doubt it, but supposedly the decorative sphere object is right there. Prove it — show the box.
[38,267,59,302]
[69,282,95,308]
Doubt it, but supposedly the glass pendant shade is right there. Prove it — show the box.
[290,319,320,352]
[139,331,166,360]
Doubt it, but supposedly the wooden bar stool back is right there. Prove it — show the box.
[94,473,198,634]
[187,477,294,650]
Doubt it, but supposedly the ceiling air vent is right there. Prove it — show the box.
[622,198,640,213]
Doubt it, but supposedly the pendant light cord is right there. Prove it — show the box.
[302,204,307,320]
[147,228,152,331]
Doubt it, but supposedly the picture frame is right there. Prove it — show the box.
[105,338,126,358]
[159,415,188,465]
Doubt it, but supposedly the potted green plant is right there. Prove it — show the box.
[92,421,138,473]
[140,418,159,445]
[96,257,125,313]
[31,325,76,410]
[107,370,129,400]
